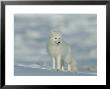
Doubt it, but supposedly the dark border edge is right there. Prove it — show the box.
[2,1,108,5]
[106,1,110,88]
[1,1,5,89]
[1,0,109,89]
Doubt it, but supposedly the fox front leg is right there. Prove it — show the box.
[57,56,61,71]
[61,60,64,71]
[52,57,56,70]
[68,64,71,72]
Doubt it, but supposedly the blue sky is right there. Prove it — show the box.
[14,14,97,73]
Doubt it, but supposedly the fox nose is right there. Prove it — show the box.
[58,42,60,43]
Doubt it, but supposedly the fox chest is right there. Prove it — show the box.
[49,45,62,56]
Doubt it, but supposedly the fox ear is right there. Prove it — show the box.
[49,32,53,38]
[50,31,55,35]
[50,32,55,37]
[50,31,61,34]
[50,31,61,36]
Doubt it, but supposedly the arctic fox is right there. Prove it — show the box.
[47,31,77,72]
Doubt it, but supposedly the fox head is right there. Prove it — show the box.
[49,31,62,45]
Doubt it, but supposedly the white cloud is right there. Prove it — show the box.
[25,30,42,39]
[14,14,97,67]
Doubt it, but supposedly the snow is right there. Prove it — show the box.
[14,64,96,76]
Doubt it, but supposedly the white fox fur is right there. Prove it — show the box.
[47,31,77,72]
